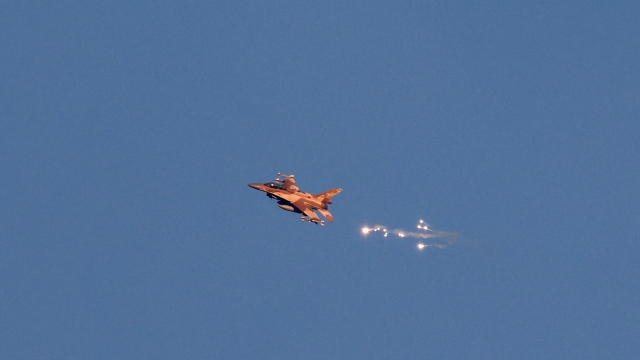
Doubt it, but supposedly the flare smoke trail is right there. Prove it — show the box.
[361,220,459,250]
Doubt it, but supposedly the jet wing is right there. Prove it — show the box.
[292,199,321,222]
[283,176,299,193]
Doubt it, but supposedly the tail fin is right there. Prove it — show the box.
[317,188,342,204]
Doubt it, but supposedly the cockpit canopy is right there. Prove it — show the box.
[264,182,285,189]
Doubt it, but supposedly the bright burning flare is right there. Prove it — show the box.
[359,220,459,251]
[417,220,430,230]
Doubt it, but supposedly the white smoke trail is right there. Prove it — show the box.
[361,220,459,250]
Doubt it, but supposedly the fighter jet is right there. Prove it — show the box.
[248,173,342,225]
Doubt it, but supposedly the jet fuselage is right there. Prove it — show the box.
[248,175,341,225]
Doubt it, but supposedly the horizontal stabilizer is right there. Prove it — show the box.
[317,208,334,222]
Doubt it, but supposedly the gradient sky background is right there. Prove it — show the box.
[2,2,639,359]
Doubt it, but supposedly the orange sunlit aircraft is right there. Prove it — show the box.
[248,173,342,225]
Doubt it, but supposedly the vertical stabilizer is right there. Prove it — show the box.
[317,188,342,203]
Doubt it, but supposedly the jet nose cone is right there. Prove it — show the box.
[248,183,262,190]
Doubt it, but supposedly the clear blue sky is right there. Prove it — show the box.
[2,2,639,359]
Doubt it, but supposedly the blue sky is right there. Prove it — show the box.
[2,2,639,359]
